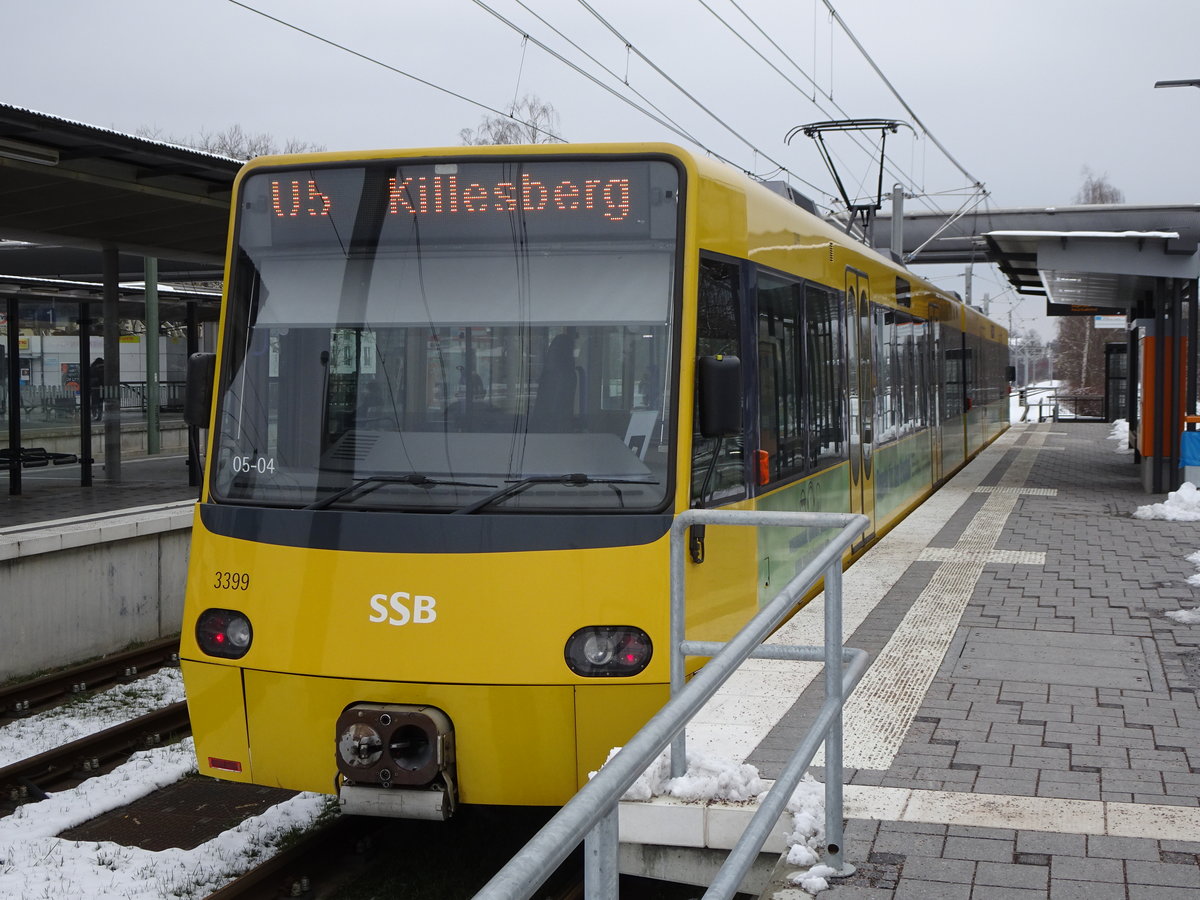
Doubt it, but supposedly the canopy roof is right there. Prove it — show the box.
[0,104,240,266]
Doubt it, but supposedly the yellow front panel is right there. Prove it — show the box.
[573,682,669,786]
[183,522,671,687]
[184,659,252,783]
[243,669,579,806]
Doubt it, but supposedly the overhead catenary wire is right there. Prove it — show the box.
[226,0,567,142]
[477,0,706,149]
[508,1,699,138]
[469,0,828,198]
[820,0,986,194]
[569,0,830,198]
[230,0,994,255]
[229,0,831,204]
[697,0,943,215]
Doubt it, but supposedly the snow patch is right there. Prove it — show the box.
[604,746,832,894]
[1108,418,1133,454]
[1133,482,1200,521]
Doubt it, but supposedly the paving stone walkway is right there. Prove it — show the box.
[753,422,1200,898]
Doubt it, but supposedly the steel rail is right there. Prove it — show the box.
[0,636,180,717]
[0,701,189,800]
[205,817,364,900]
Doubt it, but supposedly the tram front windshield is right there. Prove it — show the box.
[212,158,680,513]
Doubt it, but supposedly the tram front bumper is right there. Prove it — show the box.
[185,660,583,807]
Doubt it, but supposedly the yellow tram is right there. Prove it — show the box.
[180,143,1008,816]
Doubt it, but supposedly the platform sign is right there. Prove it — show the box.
[1094,315,1126,329]
[1047,301,1125,317]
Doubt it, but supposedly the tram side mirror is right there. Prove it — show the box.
[697,355,741,438]
[1006,365,1017,383]
[184,352,216,428]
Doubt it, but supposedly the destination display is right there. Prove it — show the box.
[238,159,678,249]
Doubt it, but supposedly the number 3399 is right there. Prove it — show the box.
[214,571,250,590]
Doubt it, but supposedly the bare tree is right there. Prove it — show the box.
[137,124,325,160]
[1053,168,1125,397]
[459,95,563,145]
[1076,166,1125,205]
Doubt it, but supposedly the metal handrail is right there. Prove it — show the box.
[476,509,870,899]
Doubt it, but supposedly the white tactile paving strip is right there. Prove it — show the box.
[618,784,1200,852]
[821,429,1054,769]
[686,427,1053,766]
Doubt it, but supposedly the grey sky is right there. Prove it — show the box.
[5,0,1200,339]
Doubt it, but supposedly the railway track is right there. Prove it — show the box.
[0,646,604,897]
[0,636,180,718]
[206,814,588,900]
[0,701,190,804]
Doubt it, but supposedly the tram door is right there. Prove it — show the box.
[928,303,945,484]
[844,269,876,547]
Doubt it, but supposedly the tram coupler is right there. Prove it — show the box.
[334,703,457,820]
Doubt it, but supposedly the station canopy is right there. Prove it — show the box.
[872,204,1200,314]
[0,103,241,278]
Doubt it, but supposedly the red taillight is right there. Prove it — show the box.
[196,608,253,659]
[208,757,243,772]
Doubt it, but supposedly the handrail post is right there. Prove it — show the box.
[476,510,869,900]
[669,510,690,779]
[584,804,619,899]
[822,557,852,876]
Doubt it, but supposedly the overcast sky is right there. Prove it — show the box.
[5,0,1200,340]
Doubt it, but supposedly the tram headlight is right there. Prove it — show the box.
[196,608,254,659]
[565,626,652,677]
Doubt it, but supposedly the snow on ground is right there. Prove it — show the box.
[1166,550,1200,625]
[0,738,330,899]
[0,668,185,767]
[0,670,330,898]
[1009,381,1060,425]
[1136,497,1200,624]
[1108,418,1134,454]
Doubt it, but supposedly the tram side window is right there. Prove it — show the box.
[692,258,746,504]
[898,313,922,431]
[804,284,847,465]
[874,307,897,442]
[757,273,804,482]
[915,319,931,426]
[944,343,967,418]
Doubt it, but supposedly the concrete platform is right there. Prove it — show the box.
[621,422,1200,898]
[0,452,196,529]
[0,454,196,680]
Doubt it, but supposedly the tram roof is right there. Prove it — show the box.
[0,103,240,268]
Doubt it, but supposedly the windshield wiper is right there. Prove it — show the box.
[453,473,659,515]
[306,473,497,510]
